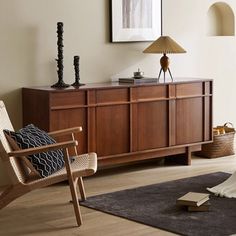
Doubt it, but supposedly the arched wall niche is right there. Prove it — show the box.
[207,2,235,36]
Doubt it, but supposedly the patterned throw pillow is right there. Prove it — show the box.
[4,124,65,178]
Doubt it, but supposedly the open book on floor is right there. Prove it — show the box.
[176,192,210,207]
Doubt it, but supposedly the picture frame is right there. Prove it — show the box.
[111,0,162,42]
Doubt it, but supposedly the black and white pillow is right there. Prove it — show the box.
[4,124,65,178]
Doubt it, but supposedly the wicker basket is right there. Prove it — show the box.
[197,123,235,158]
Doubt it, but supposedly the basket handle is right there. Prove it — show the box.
[224,122,234,128]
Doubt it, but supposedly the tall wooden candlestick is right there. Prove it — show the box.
[51,22,70,88]
[71,55,84,87]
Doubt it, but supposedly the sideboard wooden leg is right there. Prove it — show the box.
[164,147,192,166]
[185,146,192,165]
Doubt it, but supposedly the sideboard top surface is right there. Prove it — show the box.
[23,78,213,92]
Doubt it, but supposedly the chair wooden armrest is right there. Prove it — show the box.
[48,127,82,138]
[8,140,78,157]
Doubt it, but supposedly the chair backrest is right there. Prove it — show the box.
[0,101,29,185]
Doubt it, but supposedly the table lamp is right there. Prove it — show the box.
[143,36,186,82]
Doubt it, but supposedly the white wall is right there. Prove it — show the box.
[164,0,236,126]
[1,0,236,185]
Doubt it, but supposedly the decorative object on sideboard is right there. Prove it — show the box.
[110,0,161,42]
[119,69,158,83]
[143,36,186,83]
[119,77,157,84]
[51,22,70,88]
[71,56,85,87]
[133,68,144,79]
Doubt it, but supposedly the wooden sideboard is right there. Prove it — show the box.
[22,79,213,167]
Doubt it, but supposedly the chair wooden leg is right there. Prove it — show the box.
[77,177,86,201]
[68,178,82,226]
[63,148,82,226]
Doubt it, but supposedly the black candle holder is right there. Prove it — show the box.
[71,55,84,87]
[51,22,70,88]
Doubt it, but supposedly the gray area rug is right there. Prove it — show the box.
[80,172,236,236]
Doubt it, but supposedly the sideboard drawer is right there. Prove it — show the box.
[50,91,86,108]
[176,82,203,97]
[96,88,129,104]
[136,85,167,100]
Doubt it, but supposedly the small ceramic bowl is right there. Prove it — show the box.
[133,71,144,78]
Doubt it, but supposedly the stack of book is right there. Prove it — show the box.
[119,77,157,84]
[176,192,210,212]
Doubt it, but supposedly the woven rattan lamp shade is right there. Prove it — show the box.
[143,36,186,82]
[143,36,186,54]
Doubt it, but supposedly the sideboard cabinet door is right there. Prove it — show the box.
[137,100,168,150]
[176,97,203,144]
[96,105,130,156]
[49,91,87,154]
[50,108,87,154]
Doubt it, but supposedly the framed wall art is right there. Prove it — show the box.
[111,0,162,42]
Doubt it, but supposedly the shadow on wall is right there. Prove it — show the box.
[105,0,111,43]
